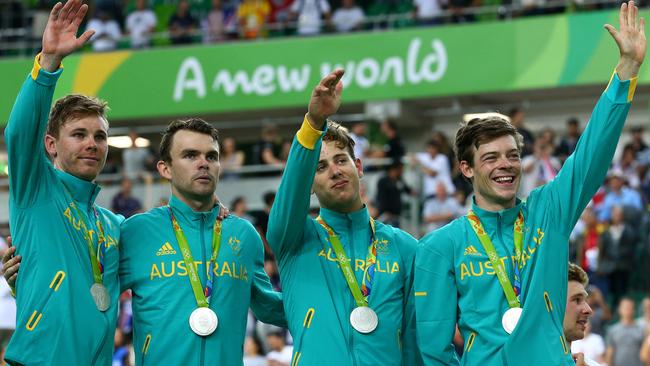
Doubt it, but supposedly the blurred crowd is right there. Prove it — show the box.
[0,0,646,55]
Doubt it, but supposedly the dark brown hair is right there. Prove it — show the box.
[568,262,589,287]
[324,121,356,160]
[454,115,523,166]
[47,94,109,138]
[159,118,219,163]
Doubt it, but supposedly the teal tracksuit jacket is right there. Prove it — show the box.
[119,195,286,366]
[414,72,635,365]
[267,118,422,366]
[4,57,123,365]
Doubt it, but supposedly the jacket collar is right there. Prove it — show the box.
[168,194,219,226]
[56,169,101,211]
[470,197,524,228]
[318,205,371,235]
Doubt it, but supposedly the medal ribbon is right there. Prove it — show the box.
[466,210,524,308]
[169,207,223,307]
[316,216,377,307]
[62,185,106,285]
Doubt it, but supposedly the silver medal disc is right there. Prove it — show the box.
[501,307,523,334]
[349,307,378,334]
[189,307,218,336]
[90,283,110,312]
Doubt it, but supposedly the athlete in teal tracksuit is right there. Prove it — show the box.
[119,118,286,366]
[267,70,421,366]
[4,58,123,364]
[414,3,645,363]
[119,196,286,365]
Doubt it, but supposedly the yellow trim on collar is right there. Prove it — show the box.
[296,114,323,150]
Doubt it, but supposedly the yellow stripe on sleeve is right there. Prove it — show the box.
[296,115,323,150]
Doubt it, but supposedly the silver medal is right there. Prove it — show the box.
[501,307,522,334]
[90,283,110,312]
[189,307,218,336]
[349,306,378,334]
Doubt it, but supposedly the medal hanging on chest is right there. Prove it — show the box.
[169,207,223,337]
[467,210,525,334]
[64,185,110,312]
[317,216,379,334]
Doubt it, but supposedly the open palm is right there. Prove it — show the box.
[42,0,94,58]
[605,1,647,65]
[308,69,345,127]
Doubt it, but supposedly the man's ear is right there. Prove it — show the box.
[459,160,474,180]
[44,134,57,159]
[157,160,172,180]
[355,158,363,179]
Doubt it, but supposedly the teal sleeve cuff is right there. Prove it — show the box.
[31,53,63,87]
[605,71,636,103]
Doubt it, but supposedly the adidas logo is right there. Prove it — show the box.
[156,242,177,256]
[464,245,481,256]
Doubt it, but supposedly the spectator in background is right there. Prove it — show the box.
[122,129,154,181]
[169,0,197,45]
[269,0,293,30]
[238,0,271,39]
[252,191,276,240]
[332,0,365,32]
[375,119,405,164]
[0,237,16,364]
[243,336,266,366]
[412,0,443,25]
[112,328,131,366]
[220,136,245,179]
[598,205,638,306]
[606,297,645,366]
[111,178,143,218]
[125,0,157,48]
[557,117,582,163]
[266,331,293,366]
[643,334,650,366]
[203,0,228,42]
[264,257,281,290]
[375,162,413,227]
[86,7,122,52]
[573,208,602,282]
[448,0,478,23]
[349,121,370,162]
[289,0,331,35]
[252,124,283,167]
[630,126,649,156]
[413,139,455,201]
[231,196,255,223]
[637,296,650,331]
[520,139,560,197]
[585,285,612,339]
[598,169,643,222]
[615,144,641,189]
[422,181,463,233]
[509,107,535,157]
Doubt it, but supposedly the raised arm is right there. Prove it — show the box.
[5,0,94,207]
[266,70,344,259]
[541,1,645,234]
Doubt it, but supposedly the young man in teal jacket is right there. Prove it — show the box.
[3,1,124,365]
[266,70,422,366]
[414,2,646,365]
[118,118,286,365]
